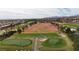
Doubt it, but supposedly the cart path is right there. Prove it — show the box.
[59,32,74,50]
[33,38,38,51]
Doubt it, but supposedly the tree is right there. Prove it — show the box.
[17,29,22,33]
[65,27,71,33]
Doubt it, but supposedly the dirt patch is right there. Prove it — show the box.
[23,23,58,33]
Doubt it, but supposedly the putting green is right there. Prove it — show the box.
[0,39,32,47]
[42,38,66,48]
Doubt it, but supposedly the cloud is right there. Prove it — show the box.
[0,8,79,19]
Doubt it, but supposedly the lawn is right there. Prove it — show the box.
[8,33,60,39]
[42,37,66,48]
[0,33,67,51]
[63,23,79,28]
[0,39,32,47]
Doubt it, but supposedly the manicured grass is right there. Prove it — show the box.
[0,39,32,47]
[42,37,66,48]
[0,32,66,50]
[8,33,66,48]
[9,33,60,39]
[63,23,79,28]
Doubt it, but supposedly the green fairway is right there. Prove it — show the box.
[0,32,67,51]
[8,33,66,48]
[8,33,60,39]
[0,39,32,47]
[42,37,66,48]
[63,23,79,28]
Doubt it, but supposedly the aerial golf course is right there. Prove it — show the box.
[0,21,75,51]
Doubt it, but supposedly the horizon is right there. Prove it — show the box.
[0,8,79,19]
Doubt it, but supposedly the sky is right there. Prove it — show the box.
[0,8,79,19]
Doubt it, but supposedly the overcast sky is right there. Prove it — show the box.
[0,8,79,19]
